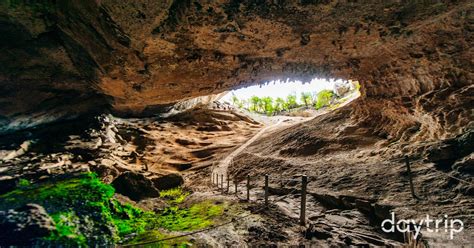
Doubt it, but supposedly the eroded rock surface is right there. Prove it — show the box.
[0,1,473,246]
[0,1,472,142]
[0,204,55,246]
[112,171,160,201]
[0,104,261,198]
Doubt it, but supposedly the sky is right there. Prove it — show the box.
[220,78,346,104]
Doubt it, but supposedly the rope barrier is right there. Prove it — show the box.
[123,154,472,247]
[121,176,303,247]
[416,163,474,187]
[387,157,473,186]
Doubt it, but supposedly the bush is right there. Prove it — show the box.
[315,90,335,109]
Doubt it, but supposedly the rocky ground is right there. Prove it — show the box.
[0,101,261,194]
[1,1,472,247]
[0,100,472,247]
[0,101,324,247]
[229,101,473,247]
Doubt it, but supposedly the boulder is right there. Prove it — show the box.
[425,131,474,168]
[0,176,16,195]
[304,224,333,240]
[0,204,55,246]
[90,163,120,184]
[452,153,474,175]
[151,173,184,190]
[112,171,159,201]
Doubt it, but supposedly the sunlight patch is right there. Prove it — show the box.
[220,78,360,116]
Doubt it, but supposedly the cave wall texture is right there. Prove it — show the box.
[0,0,472,140]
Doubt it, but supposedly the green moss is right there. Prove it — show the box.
[18,178,30,187]
[0,174,225,246]
[159,187,189,204]
[116,200,224,245]
[0,173,117,245]
[154,201,224,231]
[127,230,189,247]
[46,212,87,247]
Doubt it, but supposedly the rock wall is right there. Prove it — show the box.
[0,1,472,139]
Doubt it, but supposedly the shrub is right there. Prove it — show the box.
[315,90,335,109]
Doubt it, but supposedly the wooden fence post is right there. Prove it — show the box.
[300,175,307,226]
[221,174,224,192]
[246,175,250,201]
[227,175,230,193]
[264,174,269,206]
[405,156,418,199]
[234,181,238,195]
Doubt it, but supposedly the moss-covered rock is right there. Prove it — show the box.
[0,173,225,246]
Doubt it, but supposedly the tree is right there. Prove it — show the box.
[315,90,335,109]
[231,95,240,106]
[262,96,274,115]
[286,94,298,110]
[300,92,312,108]
[241,99,248,110]
[250,96,260,112]
[274,97,286,112]
[256,97,265,113]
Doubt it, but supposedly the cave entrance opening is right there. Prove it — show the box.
[219,78,360,117]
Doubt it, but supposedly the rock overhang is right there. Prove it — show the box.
[0,1,472,137]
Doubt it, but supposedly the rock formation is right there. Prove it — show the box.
[0,1,472,246]
[0,204,55,246]
[0,1,472,141]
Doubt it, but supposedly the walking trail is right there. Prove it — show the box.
[211,118,285,181]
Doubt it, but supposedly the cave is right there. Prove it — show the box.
[0,1,472,247]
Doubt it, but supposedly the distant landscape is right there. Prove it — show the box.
[228,81,360,116]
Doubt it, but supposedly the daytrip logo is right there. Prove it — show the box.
[381,212,464,239]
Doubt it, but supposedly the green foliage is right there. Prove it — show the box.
[286,94,298,109]
[0,173,116,246]
[231,95,244,109]
[354,81,361,91]
[155,201,223,231]
[18,178,30,187]
[127,230,189,247]
[119,200,223,246]
[46,212,87,246]
[0,174,223,247]
[250,96,261,112]
[261,96,274,116]
[300,92,312,107]
[229,84,361,115]
[274,97,286,112]
[315,90,335,109]
[159,187,189,204]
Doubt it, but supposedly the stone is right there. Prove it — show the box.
[150,173,184,190]
[373,203,392,221]
[304,224,333,240]
[112,172,159,201]
[0,2,470,154]
[0,204,55,246]
[0,176,16,195]
[452,153,474,175]
[91,163,120,184]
